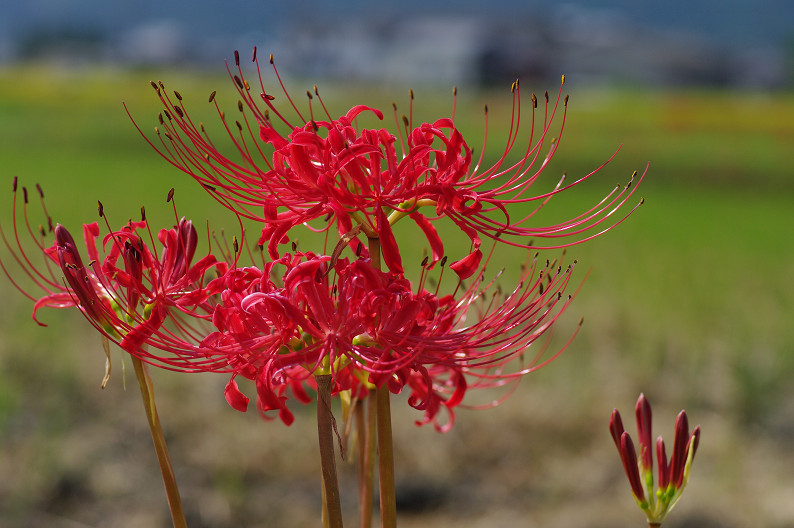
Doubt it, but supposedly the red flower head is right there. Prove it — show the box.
[609,394,701,526]
[1,181,229,373]
[129,48,645,279]
[204,244,580,431]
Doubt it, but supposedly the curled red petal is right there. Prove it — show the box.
[448,248,482,280]
[224,377,250,412]
[376,208,403,274]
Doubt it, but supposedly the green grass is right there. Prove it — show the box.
[1,63,793,526]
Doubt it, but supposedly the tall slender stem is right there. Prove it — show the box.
[376,385,397,528]
[316,374,344,528]
[357,394,376,528]
[131,356,187,528]
[367,235,397,528]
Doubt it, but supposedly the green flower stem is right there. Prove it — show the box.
[131,356,187,528]
[366,234,397,528]
[386,198,437,226]
[376,385,397,528]
[316,374,344,528]
[356,396,376,528]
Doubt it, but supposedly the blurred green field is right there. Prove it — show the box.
[1,64,793,527]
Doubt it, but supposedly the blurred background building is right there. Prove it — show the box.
[1,0,791,88]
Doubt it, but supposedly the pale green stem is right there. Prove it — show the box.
[386,198,437,226]
[131,356,187,528]
[356,395,376,528]
[376,385,397,528]
[366,235,397,528]
[316,374,344,528]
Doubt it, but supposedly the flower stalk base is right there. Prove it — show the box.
[316,374,344,528]
[376,385,397,528]
[357,395,376,528]
[131,356,187,528]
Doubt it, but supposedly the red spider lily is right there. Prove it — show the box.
[0,181,229,373]
[3,179,578,430]
[609,394,701,526]
[127,48,646,279]
[203,244,580,431]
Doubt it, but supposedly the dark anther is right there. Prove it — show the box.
[166,188,175,203]
[208,90,217,103]
[97,201,104,217]
[234,50,240,66]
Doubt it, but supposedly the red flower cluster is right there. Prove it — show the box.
[130,48,645,279]
[3,49,644,430]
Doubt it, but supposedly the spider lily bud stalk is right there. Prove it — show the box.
[609,394,701,526]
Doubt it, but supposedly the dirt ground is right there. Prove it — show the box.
[2,317,793,528]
